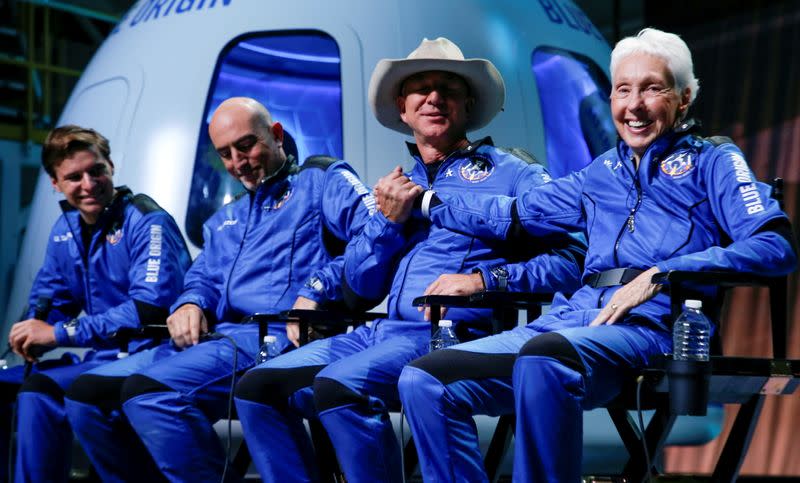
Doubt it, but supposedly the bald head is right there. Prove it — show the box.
[209,97,286,191]
[211,97,272,135]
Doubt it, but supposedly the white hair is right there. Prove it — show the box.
[610,28,700,106]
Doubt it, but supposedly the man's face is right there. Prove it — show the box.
[611,53,690,159]
[397,71,474,146]
[51,147,115,224]
[209,108,283,191]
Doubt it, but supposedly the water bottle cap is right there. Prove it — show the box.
[684,299,702,309]
[264,335,277,343]
[438,320,453,328]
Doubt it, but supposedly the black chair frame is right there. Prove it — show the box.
[411,271,798,483]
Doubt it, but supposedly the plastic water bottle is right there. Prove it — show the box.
[430,320,459,352]
[255,335,281,364]
[672,299,711,361]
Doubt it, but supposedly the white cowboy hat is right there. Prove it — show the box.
[368,37,505,135]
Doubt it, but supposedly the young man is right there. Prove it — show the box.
[1,125,190,482]
[64,97,375,481]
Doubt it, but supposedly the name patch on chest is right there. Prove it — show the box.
[217,219,238,231]
[660,151,695,178]
[53,232,73,243]
[459,155,494,183]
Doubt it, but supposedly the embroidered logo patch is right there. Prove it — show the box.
[106,227,124,245]
[603,158,622,171]
[660,151,695,178]
[217,219,238,231]
[459,155,494,183]
[272,188,293,210]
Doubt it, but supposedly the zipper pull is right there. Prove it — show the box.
[627,209,636,232]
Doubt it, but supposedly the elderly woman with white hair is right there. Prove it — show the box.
[397,27,797,481]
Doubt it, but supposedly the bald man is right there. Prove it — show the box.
[63,97,375,481]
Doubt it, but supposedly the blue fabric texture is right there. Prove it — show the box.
[403,132,797,481]
[30,187,191,348]
[66,157,373,482]
[428,133,796,330]
[5,187,188,482]
[235,139,585,482]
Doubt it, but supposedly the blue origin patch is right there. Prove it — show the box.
[660,151,695,178]
[106,226,124,245]
[272,188,293,210]
[459,155,494,183]
[145,224,162,283]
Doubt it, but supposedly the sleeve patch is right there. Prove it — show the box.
[145,224,163,283]
[730,153,765,215]
[339,169,376,215]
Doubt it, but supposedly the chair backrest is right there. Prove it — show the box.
[667,177,789,359]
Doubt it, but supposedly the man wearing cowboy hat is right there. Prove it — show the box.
[233,38,585,482]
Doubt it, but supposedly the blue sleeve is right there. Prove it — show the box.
[429,168,588,240]
[472,163,586,294]
[26,227,82,323]
[54,211,190,347]
[296,163,376,304]
[656,144,797,275]
[341,210,411,302]
[475,234,585,294]
[171,221,224,313]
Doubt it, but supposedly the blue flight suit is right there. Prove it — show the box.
[0,187,190,483]
[234,138,585,482]
[63,156,374,482]
[398,129,798,482]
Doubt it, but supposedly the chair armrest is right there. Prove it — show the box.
[412,291,552,310]
[242,311,386,346]
[241,313,285,324]
[651,270,788,359]
[137,324,170,339]
[111,324,171,355]
[413,291,554,334]
[651,270,777,288]
[280,309,387,325]
[280,309,388,345]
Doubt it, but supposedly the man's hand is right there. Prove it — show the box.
[590,267,661,326]
[419,273,486,321]
[166,304,208,348]
[287,296,319,347]
[8,319,56,362]
[373,166,424,223]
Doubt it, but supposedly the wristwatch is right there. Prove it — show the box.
[63,318,80,344]
[489,266,509,291]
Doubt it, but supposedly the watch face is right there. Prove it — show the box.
[491,266,508,278]
[490,266,508,290]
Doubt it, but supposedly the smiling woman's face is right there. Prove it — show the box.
[611,53,690,161]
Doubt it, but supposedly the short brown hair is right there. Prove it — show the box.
[42,125,111,178]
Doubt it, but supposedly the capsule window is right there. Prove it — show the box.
[531,48,616,178]
[186,30,343,247]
